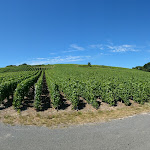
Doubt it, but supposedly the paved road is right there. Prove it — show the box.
[1,113,150,150]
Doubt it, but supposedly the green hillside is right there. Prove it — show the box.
[1,64,150,111]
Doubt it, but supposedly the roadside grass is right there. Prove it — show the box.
[1,103,150,128]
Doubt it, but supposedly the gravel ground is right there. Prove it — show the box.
[0,113,150,150]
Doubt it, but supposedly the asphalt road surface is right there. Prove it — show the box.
[1,113,150,150]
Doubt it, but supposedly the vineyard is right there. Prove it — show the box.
[1,64,150,113]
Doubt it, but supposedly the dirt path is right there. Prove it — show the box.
[40,73,51,110]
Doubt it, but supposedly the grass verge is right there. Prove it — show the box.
[1,103,150,128]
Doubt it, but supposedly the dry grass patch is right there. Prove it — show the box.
[1,103,150,128]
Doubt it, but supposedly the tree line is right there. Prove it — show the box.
[133,62,150,72]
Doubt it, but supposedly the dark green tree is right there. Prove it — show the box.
[88,62,91,67]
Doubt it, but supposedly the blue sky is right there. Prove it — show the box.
[0,0,150,68]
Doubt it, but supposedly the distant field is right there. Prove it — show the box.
[1,64,150,127]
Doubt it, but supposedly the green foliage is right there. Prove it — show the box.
[1,64,150,111]
[0,64,52,73]
[13,71,41,110]
[82,81,98,108]
[45,71,61,110]
[133,62,150,72]
[88,62,91,67]
[34,71,44,110]
[45,64,150,108]
[0,71,38,104]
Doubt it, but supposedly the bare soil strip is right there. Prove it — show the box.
[40,73,51,111]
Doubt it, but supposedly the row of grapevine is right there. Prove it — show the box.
[13,71,41,110]
[60,79,80,109]
[55,77,98,109]
[45,71,61,110]
[45,65,150,108]
[34,71,44,110]
[0,71,36,84]
[45,68,99,109]
[0,64,53,73]
[45,69,81,110]
[0,71,39,104]
[2,64,150,111]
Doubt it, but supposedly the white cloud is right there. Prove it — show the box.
[63,50,79,53]
[70,44,84,51]
[28,55,91,65]
[49,53,56,55]
[89,44,104,50]
[99,53,112,56]
[106,44,138,52]
[89,42,138,53]
[63,44,85,53]
[36,58,46,60]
